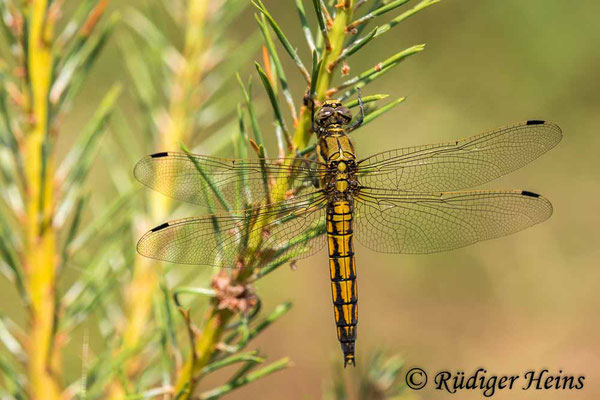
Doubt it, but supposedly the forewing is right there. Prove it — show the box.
[134,152,324,210]
[137,191,327,267]
[354,188,553,254]
[357,120,561,192]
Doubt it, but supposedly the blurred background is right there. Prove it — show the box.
[1,0,599,399]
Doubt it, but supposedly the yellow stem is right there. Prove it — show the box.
[173,307,231,399]
[108,1,209,398]
[24,1,61,399]
[152,0,209,213]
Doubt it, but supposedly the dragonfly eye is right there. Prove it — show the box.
[337,107,352,123]
[317,107,334,122]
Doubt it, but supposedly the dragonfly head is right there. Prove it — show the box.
[316,100,352,129]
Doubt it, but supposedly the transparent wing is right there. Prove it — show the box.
[137,191,327,267]
[357,120,562,192]
[354,188,553,254]
[134,152,324,210]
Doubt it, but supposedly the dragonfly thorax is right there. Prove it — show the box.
[317,133,358,199]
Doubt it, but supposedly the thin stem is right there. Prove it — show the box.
[173,308,233,399]
[252,0,311,83]
[295,0,317,54]
[328,25,378,71]
[199,358,290,399]
[312,0,331,50]
[256,14,298,125]
[374,0,441,38]
[346,0,410,32]
[329,44,425,95]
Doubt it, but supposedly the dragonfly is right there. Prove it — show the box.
[134,95,561,367]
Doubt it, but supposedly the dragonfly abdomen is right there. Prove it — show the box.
[327,200,358,367]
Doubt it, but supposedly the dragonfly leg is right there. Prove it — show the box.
[311,98,318,134]
[348,89,364,132]
[303,89,318,134]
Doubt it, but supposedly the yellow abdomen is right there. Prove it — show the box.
[326,200,358,367]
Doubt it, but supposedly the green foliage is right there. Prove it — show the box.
[0,0,440,398]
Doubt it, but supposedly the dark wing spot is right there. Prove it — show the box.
[526,120,545,125]
[151,222,170,232]
[151,152,169,158]
[521,190,541,198]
